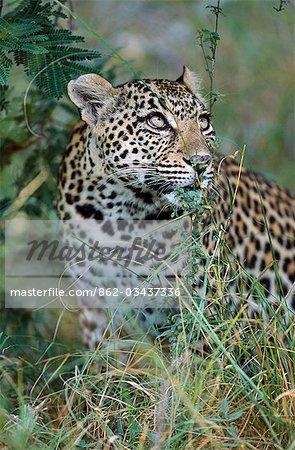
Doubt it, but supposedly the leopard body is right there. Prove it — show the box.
[57,68,294,349]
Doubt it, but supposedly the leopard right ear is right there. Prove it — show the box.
[176,66,201,94]
[68,74,116,126]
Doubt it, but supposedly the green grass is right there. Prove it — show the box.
[1,216,294,450]
[1,328,294,449]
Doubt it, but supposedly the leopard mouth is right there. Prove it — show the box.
[144,165,208,195]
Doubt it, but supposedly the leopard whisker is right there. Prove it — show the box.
[110,167,157,177]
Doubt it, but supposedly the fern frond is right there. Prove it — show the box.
[0,18,43,37]
[0,52,13,85]
[38,29,85,45]
[0,0,101,96]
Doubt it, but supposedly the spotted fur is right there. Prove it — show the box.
[58,67,294,349]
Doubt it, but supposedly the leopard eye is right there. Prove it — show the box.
[198,114,210,131]
[147,113,168,130]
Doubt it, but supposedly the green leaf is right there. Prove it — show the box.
[221,398,229,416]
[0,52,13,85]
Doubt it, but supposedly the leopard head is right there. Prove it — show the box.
[68,67,215,204]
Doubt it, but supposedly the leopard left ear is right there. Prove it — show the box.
[68,73,116,126]
[176,66,201,94]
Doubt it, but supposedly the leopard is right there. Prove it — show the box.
[57,67,294,351]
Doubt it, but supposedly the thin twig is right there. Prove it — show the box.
[1,168,49,220]
[199,33,210,76]
[197,1,223,112]
[67,0,75,31]
[209,0,221,111]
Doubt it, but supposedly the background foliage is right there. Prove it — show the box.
[0,1,294,448]
[0,0,109,220]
